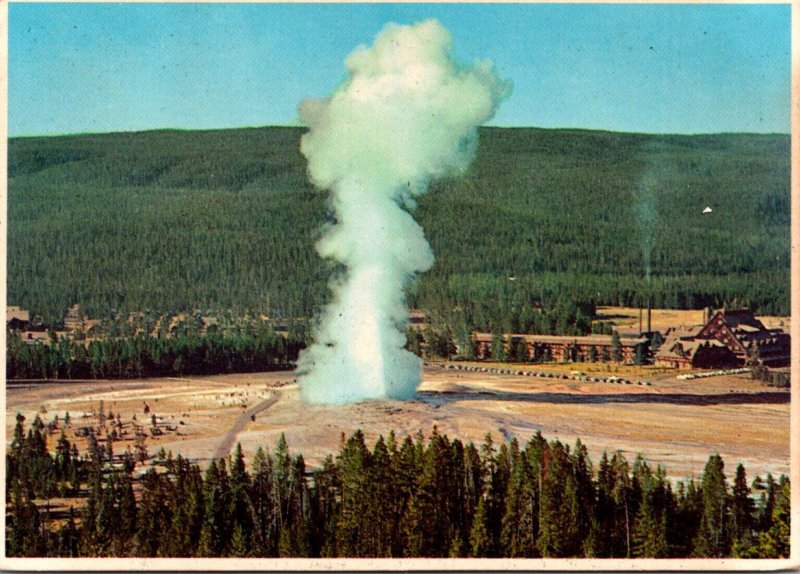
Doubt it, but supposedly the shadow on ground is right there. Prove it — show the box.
[416,389,790,406]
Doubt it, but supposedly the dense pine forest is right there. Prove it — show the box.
[8,127,790,332]
[5,329,305,380]
[6,417,790,559]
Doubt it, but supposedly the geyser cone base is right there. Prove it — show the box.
[297,348,422,405]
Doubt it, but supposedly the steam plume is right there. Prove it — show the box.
[635,171,658,285]
[296,19,509,404]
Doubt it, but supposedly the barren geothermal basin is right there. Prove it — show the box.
[6,363,789,482]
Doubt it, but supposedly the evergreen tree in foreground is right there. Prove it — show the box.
[693,453,730,557]
[3,417,791,559]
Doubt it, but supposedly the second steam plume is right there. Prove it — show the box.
[296,19,509,404]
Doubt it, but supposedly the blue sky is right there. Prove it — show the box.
[8,3,791,136]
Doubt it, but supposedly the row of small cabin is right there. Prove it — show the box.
[473,309,789,369]
[8,304,90,331]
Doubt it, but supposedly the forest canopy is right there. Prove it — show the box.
[7,127,790,328]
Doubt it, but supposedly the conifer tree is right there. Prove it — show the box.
[55,431,72,484]
[632,464,668,558]
[197,460,226,557]
[334,429,371,556]
[536,441,580,557]
[571,439,594,546]
[115,472,137,556]
[11,412,26,455]
[133,469,171,557]
[366,436,394,557]
[229,524,250,558]
[407,428,460,556]
[289,454,312,557]
[162,462,193,557]
[57,507,79,557]
[462,441,485,535]
[586,451,614,557]
[633,504,668,558]
[394,435,423,557]
[229,443,252,541]
[249,446,278,557]
[473,436,509,556]
[490,332,506,361]
[754,477,790,558]
[730,463,754,549]
[469,496,491,557]
[693,453,730,557]
[673,478,703,557]
[447,438,469,554]
[6,478,44,557]
[610,452,633,558]
[465,334,477,360]
[96,475,120,555]
[272,433,294,533]
[311,454,340,558]
[79,486,100,556]
[611,331,622,362]
[757,473,778,532]
[500,444,537,556]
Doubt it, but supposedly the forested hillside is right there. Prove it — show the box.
[7,127,790,328]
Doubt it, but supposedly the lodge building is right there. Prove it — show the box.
[473,332,648,364]
[653,308,790,369]
[472,308,789,369]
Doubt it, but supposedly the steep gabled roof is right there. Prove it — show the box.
[655,334,727,361]
[716,308,765,330]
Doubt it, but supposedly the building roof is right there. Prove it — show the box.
[6,306,30,323]
[408,309,426,323]
[714,308,766,331]
[654,335,727,362]
[7,306,30,321]
[664,326,703,340]
[736,324,761,333]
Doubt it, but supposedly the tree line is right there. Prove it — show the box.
[6,302,613,381]
[6,417,790,559]
[5,329,305,380]
[7,127,790,328]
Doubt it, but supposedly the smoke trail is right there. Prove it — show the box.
[635,171,658,286]
[296,19,509,404]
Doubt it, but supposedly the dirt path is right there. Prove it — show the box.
[212,391,280,460]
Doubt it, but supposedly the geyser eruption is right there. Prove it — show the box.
[296,19,509,404]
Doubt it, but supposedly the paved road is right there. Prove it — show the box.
[212,391,280,460]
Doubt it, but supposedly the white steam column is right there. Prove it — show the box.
[296,19,510,404]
